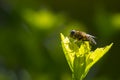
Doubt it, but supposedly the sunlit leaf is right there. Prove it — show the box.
[60,33,113,80]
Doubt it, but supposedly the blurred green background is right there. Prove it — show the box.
[0,0,120,80]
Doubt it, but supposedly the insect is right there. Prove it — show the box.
[69,30,96,45]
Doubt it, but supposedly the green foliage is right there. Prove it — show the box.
[60,33,113,80]
[1,0,120,79]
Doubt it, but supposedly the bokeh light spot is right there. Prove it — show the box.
[22,9,57,29]
[111,14,120,29]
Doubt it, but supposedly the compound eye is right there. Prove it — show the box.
[70,30,75,35]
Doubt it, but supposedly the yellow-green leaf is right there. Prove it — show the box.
[60,33,113,80]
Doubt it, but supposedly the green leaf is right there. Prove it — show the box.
[82,43,113,79]
[61,33,75,72]
[60,33,113,80]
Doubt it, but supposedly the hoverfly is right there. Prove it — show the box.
[69,30,96,45]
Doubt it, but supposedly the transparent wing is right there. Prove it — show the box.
[86,34,96,45]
